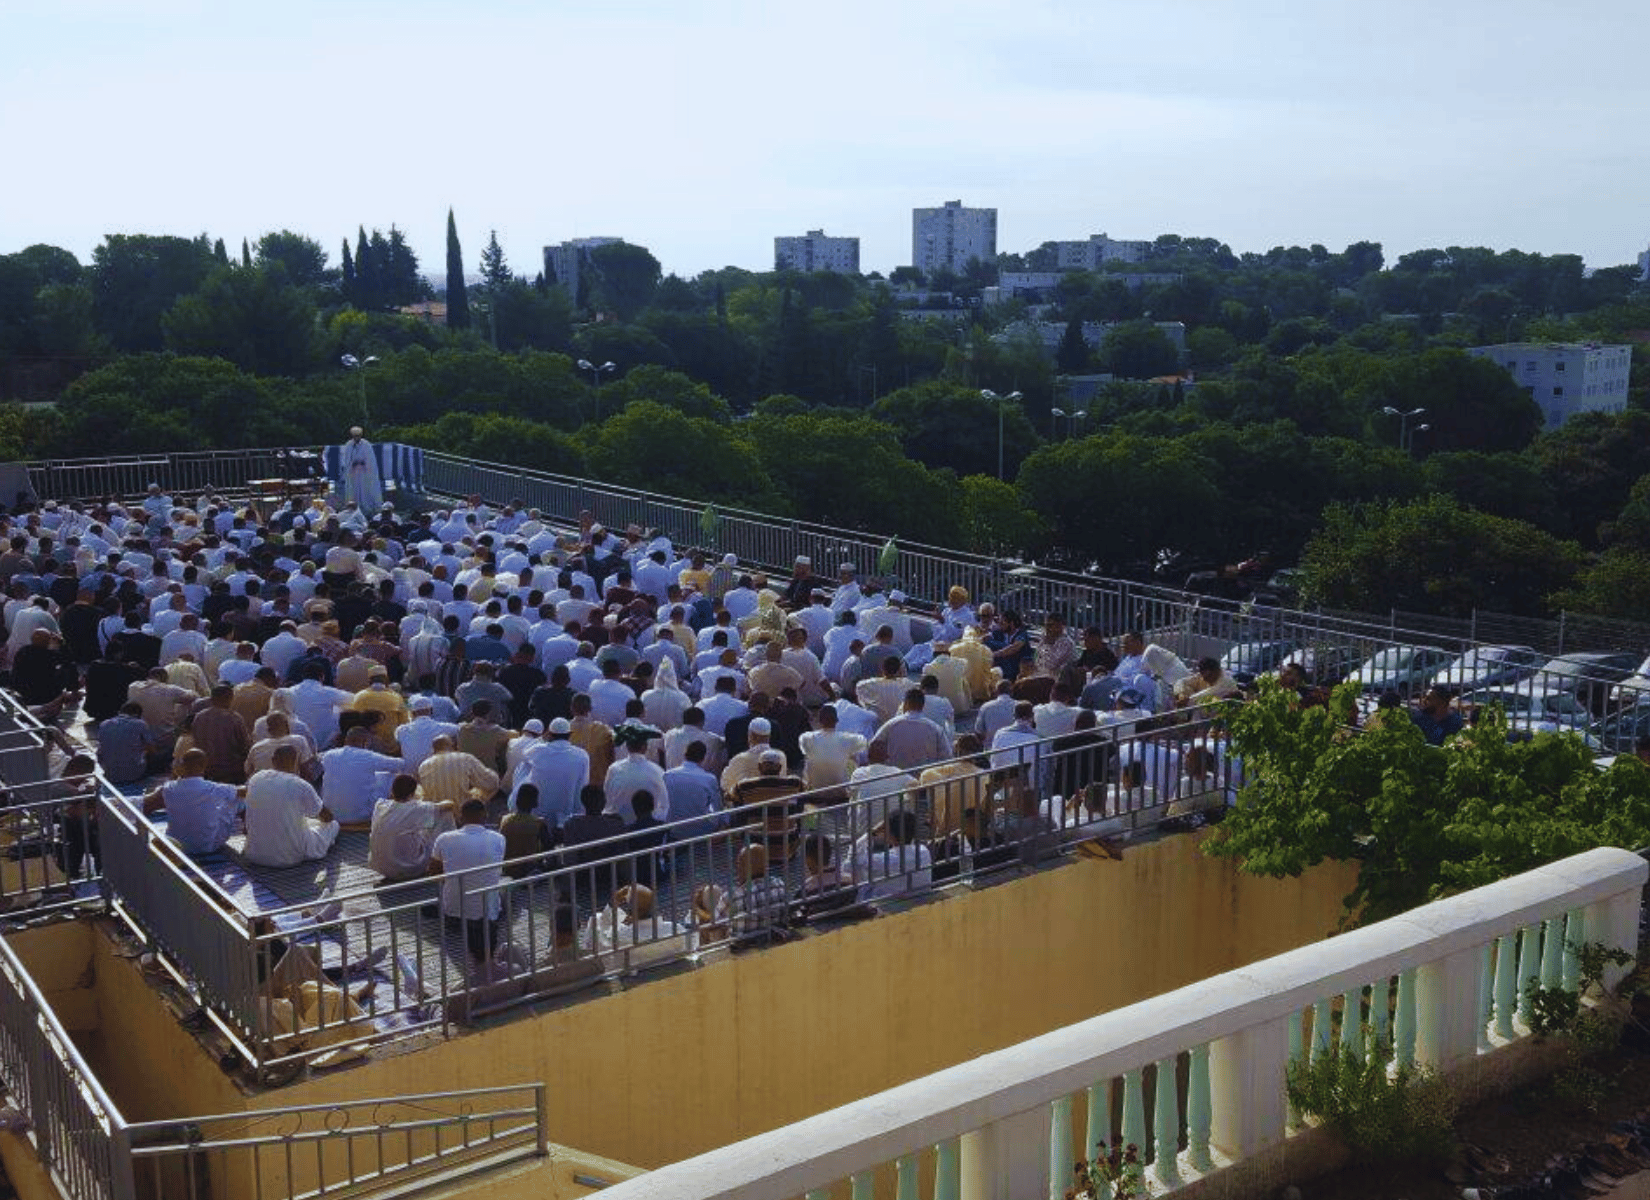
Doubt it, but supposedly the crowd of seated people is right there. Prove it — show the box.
[0,476,1286,996]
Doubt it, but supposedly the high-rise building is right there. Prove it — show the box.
[775,230,860,275]
[1466,341,1632,428]
[1054,233,1152,270]
[911,200,997,276]
[542,237,622,302]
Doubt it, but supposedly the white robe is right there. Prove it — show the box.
[341,437,384,511]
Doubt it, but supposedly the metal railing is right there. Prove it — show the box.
[124,1085,547,1200]
[23,445,1650,663]
[102,709,1235,1068]
[0,937,129,1200]
[595,847,1649,1200]
[0,931,549,1200]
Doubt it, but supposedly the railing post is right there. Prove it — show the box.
[534,1083,549,1157]
[1048,1095,1073,1199]
[1209,1016,1288,1159]
[960,1106,1048,1200]
[109,1125,139,1200]
[1414,945,1484,1070]
[1151,1057,1180,1187]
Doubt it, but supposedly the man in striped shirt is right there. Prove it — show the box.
[416,735,500,805]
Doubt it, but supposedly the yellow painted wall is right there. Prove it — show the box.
[273,835,1357,1171]
[2,838,1358,1194]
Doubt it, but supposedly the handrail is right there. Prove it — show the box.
[595,847,1648,1200]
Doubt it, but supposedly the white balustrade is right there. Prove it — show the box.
[593,848,1645,1200]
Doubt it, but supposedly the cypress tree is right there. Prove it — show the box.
[341,238,356,303]
[240,238,251,269]
[355,227,375,309]
[212,238,228,265]
[445,208,470,329]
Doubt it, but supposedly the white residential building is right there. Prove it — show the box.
[542,237,622,302]
[1466,342,1632,428]
[1054,233,1153,270]
[911,200,997,276]
[774,229,860,275]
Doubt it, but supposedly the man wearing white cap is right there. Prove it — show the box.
[829,563,862,616]
[341,427,383,511]
[511,718,589,825]
[719,716,773,800]
[782,555,816,609]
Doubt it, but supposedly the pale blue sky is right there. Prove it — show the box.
[3,0,1647,279]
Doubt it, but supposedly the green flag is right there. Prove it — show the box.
[878,537,898,577]
[700,504,719,545]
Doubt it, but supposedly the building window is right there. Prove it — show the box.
[1555,361,1566,372]
[1526,361,1538,371]
[1553,386,1564,396]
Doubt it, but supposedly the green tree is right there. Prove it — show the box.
[586,242,661,321]
[588,401,779,507]
[492,279,571,354]
[958,475,1048,556]
[254,230,330,290]
[89,234,216,352]
[1016,434,1222,571]
[162,264,318,377]
[1550,548,1650,620]
[1055,315,1090,373]
[1205,680,1650,924]
[445,209,470,331]
[1527,410,1650,543]
[597,364,730,422]
[385,412,584,475]
[1420,451,1560,531]
[479,230,510,294]
[241,239,251,269]
[746,412,962,544]
[870,380,1040,480]
[1298,494,1583,617]
[1097,320,1180,379]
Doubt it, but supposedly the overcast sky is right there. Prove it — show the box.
[4,0,1648,280]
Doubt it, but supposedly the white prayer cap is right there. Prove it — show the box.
[523,719,545,735]
[589,523,604,534]
[889,589,906,604]
[721,553,737,566]
[380,502,393,511]
[548,718,572,735]
[349,426,364,437]
[748,717,771,736]
[603,613,620,628]
[794,555,810,566]
[840,562,856,573]
[758,748,786,769]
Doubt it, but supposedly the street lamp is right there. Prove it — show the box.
[577,359,617,421]
[1410,423,1431,452]
[340,354,379,425]
[1070,409,1088,437]
[981,388,1022,480]
[1050,407,1065,439]
[1382,405,1426,453]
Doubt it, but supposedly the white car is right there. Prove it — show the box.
[1609,654,1650,707]
[1460,687,1593,737]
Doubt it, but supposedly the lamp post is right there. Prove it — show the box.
[1050,407,1065,439]
[1410,423,1431,452]
[981,388,1022,480]
[340,354,379,425]
[1382,405,1426,453]
[577,359,617,421]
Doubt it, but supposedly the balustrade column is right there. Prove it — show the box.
[960,1106,1049,1200]
[1415,945,1485,1069]
[1208,1016,1289,1159]
[1152,1058,1180,1188]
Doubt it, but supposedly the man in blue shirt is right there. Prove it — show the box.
[664,740,726,843]
[1410,687,1464,747]
[143,749,242,854]
[96,702,163,784]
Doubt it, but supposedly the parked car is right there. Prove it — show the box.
[1589,702,1650,755]
[1530,652,1644,717]
[1429,645,1543,693]
[1219,641,1359,686]
[1460,687,1594,737]
[1345,645,1457,699]
[1608,654,1650,708]
[1220,640,1299,683]
[1251,568,1303,609]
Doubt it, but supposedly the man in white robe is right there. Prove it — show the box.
[341,428,384,511]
